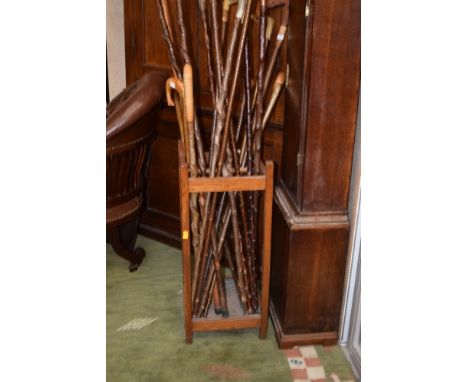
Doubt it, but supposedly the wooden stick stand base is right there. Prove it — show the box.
[178,142,274,344]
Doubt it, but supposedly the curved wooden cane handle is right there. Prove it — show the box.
[165,77,184,107]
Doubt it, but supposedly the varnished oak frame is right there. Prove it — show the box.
[178,141,274,344]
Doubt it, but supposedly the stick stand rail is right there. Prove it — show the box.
[178,142,274,343]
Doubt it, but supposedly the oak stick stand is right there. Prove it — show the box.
[178,142,274,343]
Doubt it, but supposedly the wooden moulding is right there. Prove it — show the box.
[178,141,274,343]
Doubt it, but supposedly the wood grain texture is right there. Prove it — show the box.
[270,0,360,347]
[188,176,266,193]
[301,0,360,213]
[260,161,274,339]
[281,0,360,212]
[178,143,193,343]
[179,144,274,342]
[192,315,261,331]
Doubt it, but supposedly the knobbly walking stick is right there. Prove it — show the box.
[193,0,252,314]
[193,0,226,294]
[234,16,274,143]
[182,65,202,259]
[262,71,285,131]
[175,0,207,175]
[165,77,189,160]
[222,0,238,47]
[263,0,289,97]
[156,0,182,79]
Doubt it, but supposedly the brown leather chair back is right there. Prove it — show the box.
[106,70,166,226]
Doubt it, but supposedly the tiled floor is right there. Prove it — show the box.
[284,346,355,382]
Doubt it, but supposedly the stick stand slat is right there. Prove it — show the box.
[178,142,273,343]
[178,144,193,343]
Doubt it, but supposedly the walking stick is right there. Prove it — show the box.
[165,77,188,160]
[222,0,238,47]
[175,0,207,175]
[263,0,290,98]
[156,0,182,79]
[193,0,253,314]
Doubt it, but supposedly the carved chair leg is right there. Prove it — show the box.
[108,221,146,272]
[118,218,140,250]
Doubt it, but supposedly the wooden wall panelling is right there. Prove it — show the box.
[270,0,360,348]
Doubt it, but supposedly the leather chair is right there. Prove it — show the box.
[106,70,167,271]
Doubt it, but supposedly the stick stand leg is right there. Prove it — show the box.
[179,143,193,344]
[259,161,274,339]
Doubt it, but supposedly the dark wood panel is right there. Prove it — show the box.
[270,184,351,344]
[140,120,181,246]
[283,225,349,333]
[280,0,308,204]
[146,135,180,216]
[270,0,360,347]
[301,0,360,212]
[270,201,291,325]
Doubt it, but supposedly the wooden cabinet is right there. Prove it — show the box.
[123,0,360,347]
[270,0,360,347]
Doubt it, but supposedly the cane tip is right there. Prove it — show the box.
[221,309,230,318]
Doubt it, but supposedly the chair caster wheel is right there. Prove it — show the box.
[128,263,139,272]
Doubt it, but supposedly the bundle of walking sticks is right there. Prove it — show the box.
[158,0,289,318]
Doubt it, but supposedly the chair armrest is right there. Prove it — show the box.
[106,70,169,140]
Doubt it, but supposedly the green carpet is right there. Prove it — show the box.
[316,346,356,380]
[107,236,292,382]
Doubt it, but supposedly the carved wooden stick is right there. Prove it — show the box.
[209,0,245,175]
[193,0,250,313]
[182,65,197,177]
[176,0,191,65]
[261,71,286,131]
[176,0,207,175]
[222,0,238,47]
[253,0,266,176]
[165,77,189,161]
[166,77,185,148]
[199,0,217,109]
[262,0,289,99]
[211,0,253,311]
[198,254,216,316]
[235,16,274,144]
[243,38,256,308]
[156,0,182,78]
[193,0,226,292]
[161,0,175,44]
[182,65,202,258]
[210,0,225,93]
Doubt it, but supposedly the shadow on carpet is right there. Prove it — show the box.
[107,236,292,382]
